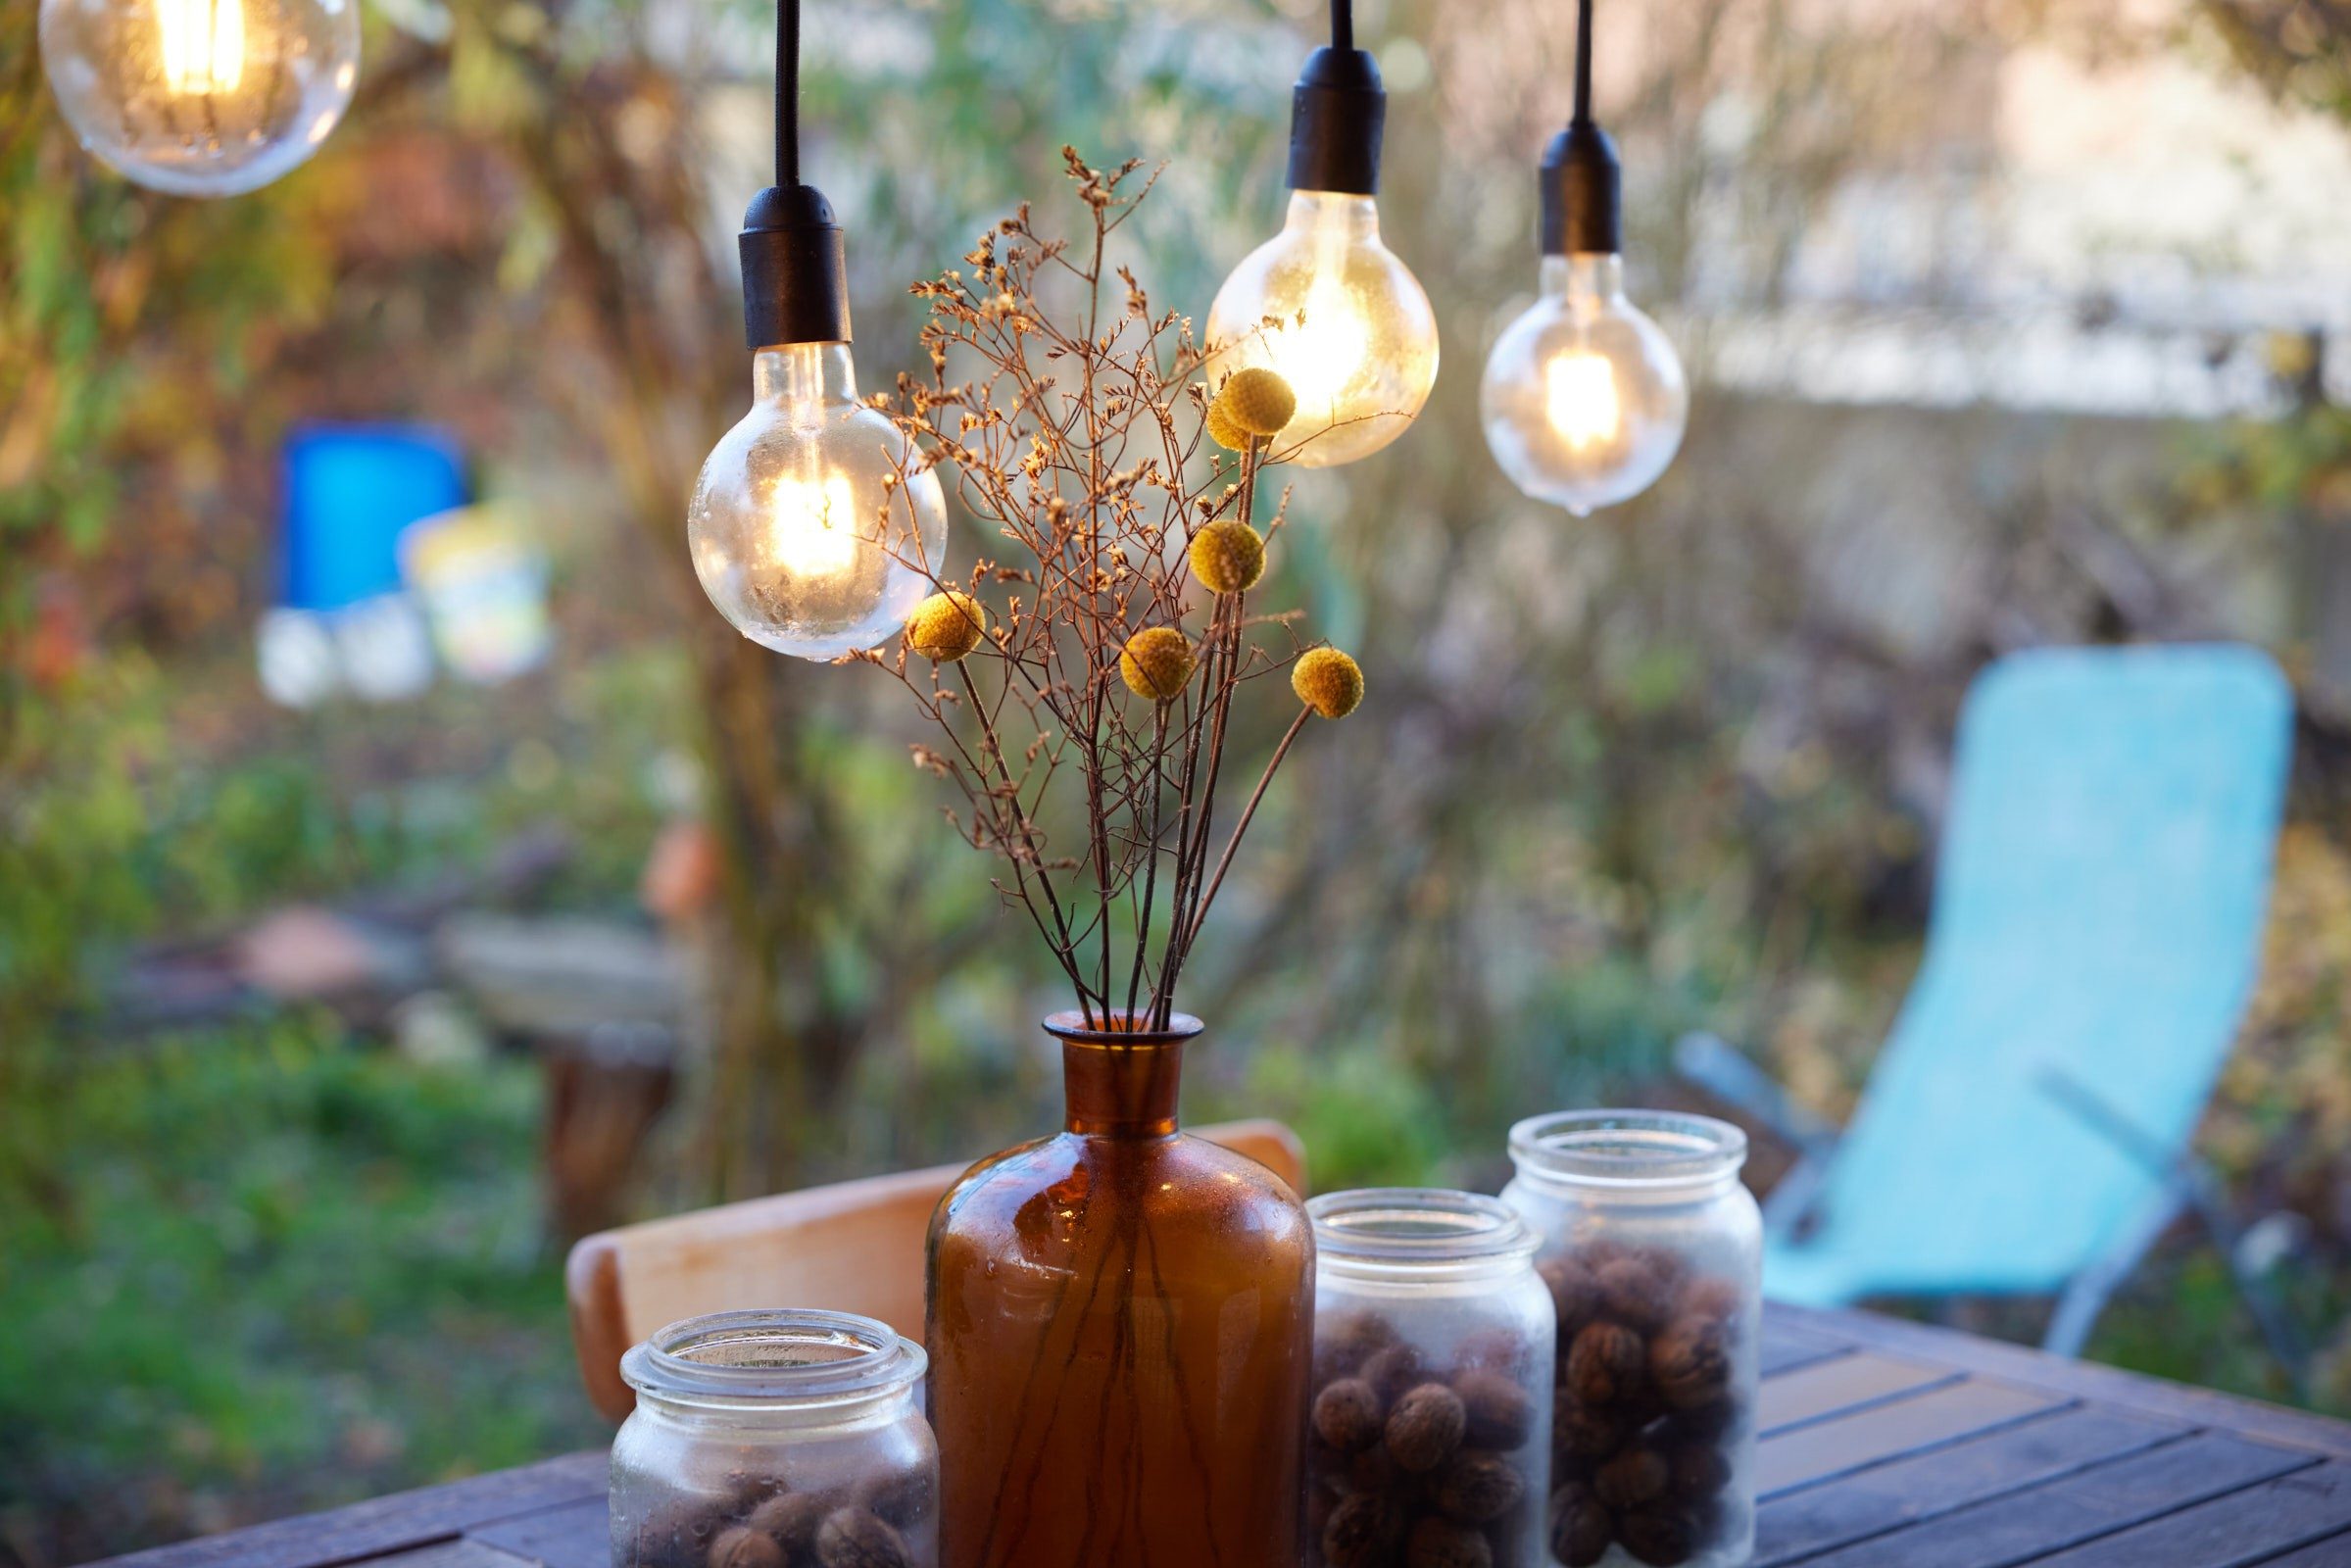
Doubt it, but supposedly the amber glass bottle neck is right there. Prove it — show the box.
[1046,1011,1203,1137]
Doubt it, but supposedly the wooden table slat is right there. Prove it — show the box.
[1757,1350,1961,1437]
[1756,1377,2062,1498]
[348,1545,538,1568]
[2017,1462,2351,1567]
[2231,1528,2351,1566]
[95,1452,609,1568]
[467,1495,611,1568]
[1761,1316,1859,1379]
[1753,1405,2186,1565]
[1795,1431,2320,1568]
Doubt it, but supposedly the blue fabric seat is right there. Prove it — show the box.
[1698,645,2293,1355]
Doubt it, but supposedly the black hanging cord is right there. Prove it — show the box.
[775,0,800,187]
[1572,0,1594,124]
[1331,0,1352,53]
[737,0,847,346]
[1541,0,1621,253]
[1288,0,1384,193]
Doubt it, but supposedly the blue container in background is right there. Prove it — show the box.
[279,424,469,612]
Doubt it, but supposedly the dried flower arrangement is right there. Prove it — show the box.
[857,149,1363,1029]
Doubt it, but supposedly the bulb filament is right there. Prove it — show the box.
[765,471,863,580]
[157,0,245,96]
[1545,352,1622,449]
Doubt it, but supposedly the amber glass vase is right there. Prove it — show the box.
[925,1011,1314,1568]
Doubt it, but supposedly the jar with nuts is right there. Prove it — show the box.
[1501,1113,1761,1568]
[1305,1190,1555,1568]
[612,1309,938,1568]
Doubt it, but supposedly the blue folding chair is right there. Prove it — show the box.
[1680,644,2297,1366]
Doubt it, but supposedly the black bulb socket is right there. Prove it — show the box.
[1540,121,1621,256]
[739,183,852,350]
[1285,46,1386,197]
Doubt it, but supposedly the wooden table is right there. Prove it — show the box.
[95,1303,2351,1568]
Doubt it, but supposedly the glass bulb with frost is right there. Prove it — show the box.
[1481,253,1687,514]
[688,341,948,662]
[39,0,358,197]
[1207,190,1438,469]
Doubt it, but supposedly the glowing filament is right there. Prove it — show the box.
[1545,353,1622,449]
[765,472,863,580]
[157,0,245,95]
[1273,277,1372,417]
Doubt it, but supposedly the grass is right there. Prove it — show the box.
[0,1016,604,1565]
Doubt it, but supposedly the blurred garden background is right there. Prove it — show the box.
[7,0,2351,1559]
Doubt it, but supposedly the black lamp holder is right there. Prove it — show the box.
[1539,0,1622,256]
[739,0,851,349]
[1285,0,1386,196]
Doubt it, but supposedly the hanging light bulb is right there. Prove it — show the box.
[1205,1,1437,468]
[1480,0,1687,514]
[38,0,357,197]
[688,0,947,661]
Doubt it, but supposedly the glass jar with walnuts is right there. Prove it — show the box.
[1501,1112,1762,1568]
[1305,1189,1555,1568]
[611,1308,938,1568]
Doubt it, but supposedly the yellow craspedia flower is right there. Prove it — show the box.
[1292,647,1364,719]
[1119,626,1196,701]
[906,591,989,662]
[1215,368,1297,439]
[1205,399,1254,453]
[1189,521,1266,595]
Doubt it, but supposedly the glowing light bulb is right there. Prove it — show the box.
[38,0,357,197]
[688,342,948,662]
[1482,254,1687,514]
[1207,190,1438,468]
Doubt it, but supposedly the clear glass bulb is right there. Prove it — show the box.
[38,0,358,197]
[1206,190,1439,468]
[1481,253,1689,514]
[688,343,949,662]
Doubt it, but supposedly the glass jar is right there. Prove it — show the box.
[926,1011,1313,1568]
[1501,1112,1762,1568]
[1305,1189,1555,1568]
[612,1308,938,1568]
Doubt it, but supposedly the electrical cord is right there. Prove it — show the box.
[776,0,800,187]
[1332,0,1352,53]
[1573,0,1594,124]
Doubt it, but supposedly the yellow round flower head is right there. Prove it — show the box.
[906,591,988,662]
[1119,626,1196,701]
[1292,647,1364,719]
[1204,399,1254,453]
[1188,521,1266,596]
[1215,368,1298,440]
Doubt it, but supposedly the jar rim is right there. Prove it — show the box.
[1507,1110,1747,1188]
[619,1309,925,1406]
[1308,1188,1537,1264]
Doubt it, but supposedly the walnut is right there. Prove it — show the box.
[854,1467,932,1528]
[1363,1342,1428,1406]
[1452,1367,1536,1450]
[1347,1441,1405,1495]
[1386,1383,1468,1472]
[1617,1505,1698,1566]
[1565,1320,1647,1406]
[745,1492,830,1555]
[1316,1377,1388,1452]
[1322,1491,1408,1568]
[1675,1274,1742,1326]
[1593,1446,1670,1510]
[1661,1396,1738,1443]
[1450,1324,1531,1376]
[813,1507,909,1568]
[1432,1450,1526,1523]
[1629,1245,1690,1297]
[1548,1482,1613,1568]
[1650,1312,1731,1409]
[1537,1254,1601,1337]
[1552,1392,1626,1462]
[709,1526,784,1568]
[1575,1238,1631,1272]
[1666,1440,1731,1501]
[1403,1516,1493,1568]
[1593,1256,1670,1333]
[1319,1309,1401,1381]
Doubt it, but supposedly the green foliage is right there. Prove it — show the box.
[0,1019,598,1560]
